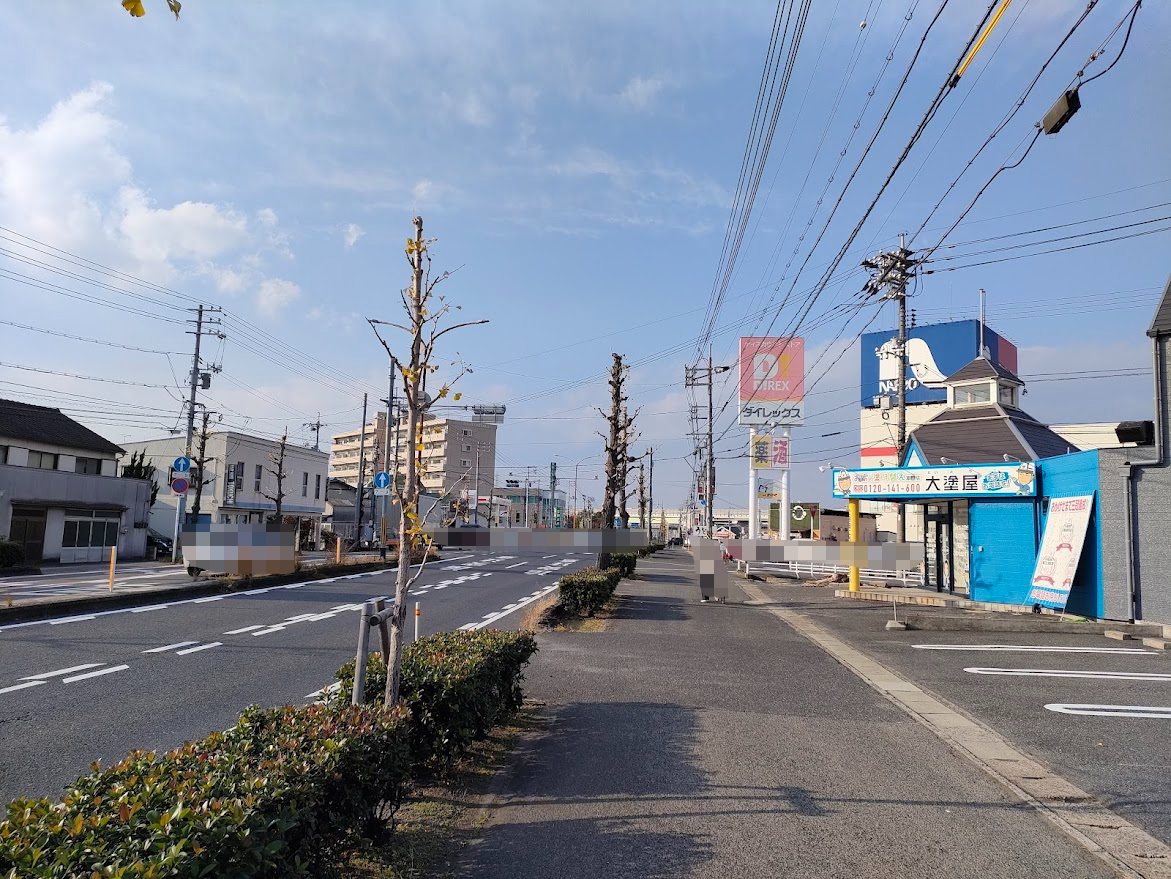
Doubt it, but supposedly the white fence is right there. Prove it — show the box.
[740,559,925,587]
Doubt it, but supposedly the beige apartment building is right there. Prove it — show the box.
[329,412,497,503]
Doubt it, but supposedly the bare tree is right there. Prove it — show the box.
[370,217,486,706]
[261,431,289,523]
[188,408,218,522]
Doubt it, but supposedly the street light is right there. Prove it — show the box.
[554,453,597,527]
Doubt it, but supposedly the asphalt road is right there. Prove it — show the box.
[0,548,590,803]
[760,583,1171,846]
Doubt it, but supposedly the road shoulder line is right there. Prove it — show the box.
[739,581,1171,879]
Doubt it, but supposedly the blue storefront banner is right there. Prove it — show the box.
[831,462,1037,500]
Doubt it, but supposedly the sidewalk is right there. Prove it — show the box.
[457,549,1120,879]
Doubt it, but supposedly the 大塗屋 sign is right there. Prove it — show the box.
[751,435,790,469]
[739,337,804,425]
[831,462,1037,499]
[1027,495,1094,611]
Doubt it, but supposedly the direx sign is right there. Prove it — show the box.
[739,337,804,426]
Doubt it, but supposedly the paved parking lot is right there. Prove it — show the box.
[758,583,1171,846]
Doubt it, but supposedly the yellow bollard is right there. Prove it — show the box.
[108,545,118,591]
[848,498,860,593]
[335,538,341,564]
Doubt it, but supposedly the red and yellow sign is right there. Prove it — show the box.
[738,337,804,425]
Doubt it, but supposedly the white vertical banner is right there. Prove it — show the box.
[780,427,791,541]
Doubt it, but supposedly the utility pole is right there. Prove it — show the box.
[473,441,482,525]
[863,234,915,543]
[172,304,216,563]
[380,371,394,545]
[685,348,725,538]
[355,393,368,548]
[648,447,654,541]
[303,415,324,450]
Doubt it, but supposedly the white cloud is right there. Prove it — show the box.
[617,76,664,111]
[437,90,494,127]
[256,207,279,227]
[343,222,364,250]
[117,188,249,265]
[257,278,302,316]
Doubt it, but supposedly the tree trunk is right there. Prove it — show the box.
[386,217,426,707]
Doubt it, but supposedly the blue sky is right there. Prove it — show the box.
[0,1,1167,511]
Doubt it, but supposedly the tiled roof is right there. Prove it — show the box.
[0,398,123,456]
[909,402,1074,464]
[943,356,1023,386]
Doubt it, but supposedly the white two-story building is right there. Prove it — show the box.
[122,431,329,549]
[0,399,152,563]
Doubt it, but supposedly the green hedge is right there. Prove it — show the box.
[0,540,24,569]
[0,702,412,878]
[607,552,637,579]
[335,629,537,775]
[558,566,620,617]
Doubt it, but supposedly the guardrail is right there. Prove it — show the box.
[741,559,925,587]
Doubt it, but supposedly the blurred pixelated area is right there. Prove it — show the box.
[423,528,650,550]
[180,523,296,577]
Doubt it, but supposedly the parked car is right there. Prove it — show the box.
[147,529,173,555]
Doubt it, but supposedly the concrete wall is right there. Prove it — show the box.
[0,464,151,561]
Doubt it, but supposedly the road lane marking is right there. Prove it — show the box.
[505,561,527,569]
[63,665,129,683]
[0,681,47,695]
[252,626,285,636]
[142,641,199,654]
[305,681,343,701]
[466,582,560,631]
[964,667,1171,681]
[1045,703,1171,719]
[176,642,222,655]
[48,615,96,625]
[914,644,1154,654]
[223,624,264,634]
[20,663,104,680]
[192,595,225,603]
[130,605,169,613]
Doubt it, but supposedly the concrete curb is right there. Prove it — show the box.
[741,580,1171,879]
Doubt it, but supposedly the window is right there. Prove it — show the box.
[254,464,262,492]
[0,445,7,465]
[60,511,120,549]
[463,430,470,437]
[998,384,1016,406]
[462,460,470,468]
[464,444,472,452]
[302,472,309,497]
[315,474,321,500]
[27,450,58,469]
[954,382,991,405]
[75,456,103,475]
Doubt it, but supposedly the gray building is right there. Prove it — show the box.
[0,399,151,563]
[1098,274,1171,624]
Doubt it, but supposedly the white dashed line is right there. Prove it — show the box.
[0,681,47,695]
[223,625,265,635]
[192,595,225,603]
[142,641,199,654]
[130,605,169,613]
[176,642,222,656]
[63,665,129,683]
[48,615,96,625]
[965,667,1171,682]
[914,644,1154,654]
[1046,703,1171,719]
[505,562,527,569]
[21,663,104,680]
[251,626,285,636]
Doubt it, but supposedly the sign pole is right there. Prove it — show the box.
[780,427,791,542]
[747,430,759,540]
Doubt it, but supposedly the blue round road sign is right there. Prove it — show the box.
[374,471,391,489]
[173,456,191,473]
[171,476,189,494]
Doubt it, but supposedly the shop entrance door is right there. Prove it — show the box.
[924,502,954,593]
[9,507,46,563]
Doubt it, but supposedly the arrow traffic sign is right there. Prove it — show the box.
[173,456,191,473]
[171,476,189,494]
[374,471,391,490]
